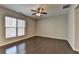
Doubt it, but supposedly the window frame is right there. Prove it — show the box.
[5,16,26,39]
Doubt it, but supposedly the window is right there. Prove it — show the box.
[5,16,25,38]
[17,19,25,36]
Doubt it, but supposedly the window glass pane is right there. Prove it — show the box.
[18,28,25,36]
[5,28,16,38]
[5,16,16,27]
[17,43,26,54]
[18,19,25,27]
[5,46,17,54]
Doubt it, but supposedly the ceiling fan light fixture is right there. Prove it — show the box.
[36,13,41,16]
[31,7,47,16]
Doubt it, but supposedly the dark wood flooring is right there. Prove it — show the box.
[0,36,78,54]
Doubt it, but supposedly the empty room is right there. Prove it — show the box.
[0,4,79,54]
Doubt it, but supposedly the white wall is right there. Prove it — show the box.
[0,7,36,46]
[36,15,67,40]
[75,6,79,51]
[26,18,36,38]
[67,5,76,49]
[67,5,78,51]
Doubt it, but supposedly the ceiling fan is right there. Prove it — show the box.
[31,7,47,16]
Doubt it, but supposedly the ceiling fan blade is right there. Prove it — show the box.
[31,9,37,12]
[41,12,47,14]
[63,5,71,9]
[32,13,36,15]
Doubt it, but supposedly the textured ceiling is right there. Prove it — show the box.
[0,4,70,19]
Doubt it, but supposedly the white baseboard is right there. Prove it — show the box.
[36,35,66,40]
[0,35,35,46]
[67,40,79,52]
[26,35,35,39]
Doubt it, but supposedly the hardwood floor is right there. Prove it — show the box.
[26,36,78,54]
[0,36,78,54]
